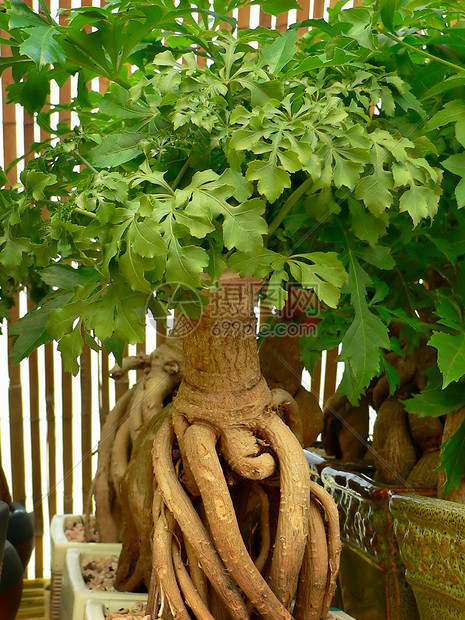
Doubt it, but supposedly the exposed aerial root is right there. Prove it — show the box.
[172,542,215,620]
[184,538,208,607]
[184,422,292,620]
[308,480,342,618]
[153,507,191,620]
[260,412,310,610]
[152,418,250,620]
[252,482,270,573]
[293,499,328,620]
[91,385,136,542]
[269,388,303,447]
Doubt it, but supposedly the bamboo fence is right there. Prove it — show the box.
[0,0,349,579]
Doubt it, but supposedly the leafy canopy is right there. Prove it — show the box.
[1,0,465,488]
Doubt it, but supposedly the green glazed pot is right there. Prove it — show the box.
[390,493,465,619]
[321,465,435,620]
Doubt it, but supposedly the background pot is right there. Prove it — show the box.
[321,464,435,620]
[390,493,465,619]
[50,515,122,620]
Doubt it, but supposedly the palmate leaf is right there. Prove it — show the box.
[119,245,154,293]
[262,29,298,75]
[87,132,146,168]
[440,417,465,496]
[402,383,465,418]
[57,322,83,375]
[165,240,209,289]
[354,144,394,216]
[9,293,72,364]
[288,252,347,309]
[443,153,465,209]
[20,25,65,67]
[429,331,465,388]
[184,172,266,251]
[246,159,291,203]
[339,254,389,404]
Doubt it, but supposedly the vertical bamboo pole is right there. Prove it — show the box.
[7,302,26,507]
[136,341,146,381]
[259,7,272,28]
[313,0,325,18]
[45,343,57,519]
[80,341,92,511]
[296,0,310,36]
[115,346,129,402]
[62,362,73,514]
[2,34,26,506]
[28,300,43,577]
[311,360,322,404]
[100,351,110,427]
[237,5,250,32]
[323,347,338,404]
[156,322,167,348]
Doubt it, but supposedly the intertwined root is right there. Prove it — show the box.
[88,341,183,543]
[150,406,341,620]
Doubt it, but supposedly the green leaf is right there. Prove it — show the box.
[104,334,126,367]
[339,254,389,404]
[382,358,400,396]
[429,331,465,388]
[258,0,302,17]
[440,417,465,496]
[228,250,276,279]
[262,30,298,75]
[20,25,65,67]
[399,184,440,226]
[221,199,267,251]
[443,154,465,209]
[119,246,154,293]
[348,199,388,247]
[427,100,465,135]
[166,242,209,288]
[128,219,167,258]
[355,245,394,270]
[246,159,291,203]
[9,293,72,364]
[87,132,145,168]
[402,383,465,418]
[354,145,394,216]
[289,252,348,308]
[40,264,99,290]
[58,322,83,375]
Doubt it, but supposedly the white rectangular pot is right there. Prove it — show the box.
[50,515,122,620]
[85,599,148,620]
[59,547,146,620]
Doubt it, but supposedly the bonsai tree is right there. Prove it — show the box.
[0,0,455,616]
[294,0,465,501]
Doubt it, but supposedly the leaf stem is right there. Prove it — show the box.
[172,155,192,190]
[75,207,97,219]
[73,149,99,174]
[267,175,314,236]
[384,32,465,74]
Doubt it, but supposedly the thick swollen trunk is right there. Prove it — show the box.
[149,274,341,619]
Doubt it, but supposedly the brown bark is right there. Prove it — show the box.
[372,397,417,485]
[97,273,340,618]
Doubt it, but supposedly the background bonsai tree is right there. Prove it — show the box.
[0,0,457,616]
[291,0,465,502]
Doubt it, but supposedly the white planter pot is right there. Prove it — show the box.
[85,599,148,620]
[50,515,122,620]
[85,601,355,620]
[60,547,147,620]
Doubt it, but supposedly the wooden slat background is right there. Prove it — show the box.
[0,0,344,579]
